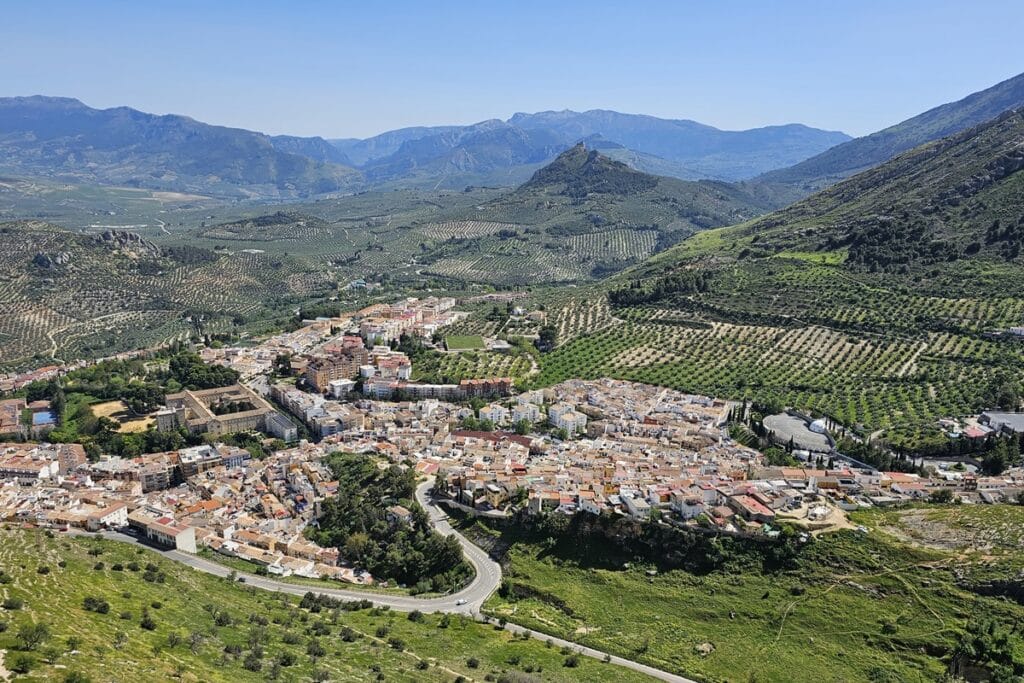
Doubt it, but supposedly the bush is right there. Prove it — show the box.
[278,652,296,667]
[467,656,480,668]
[388,637,405,651]
[563,654,581,668]
[307,639,326,657]
[3,597,24,610]
[8,653,35,674]
[63,672,92,683]
[93,562,105,571]
[408,609,424,623]
[83,596,110,614]
[242,652,262,672]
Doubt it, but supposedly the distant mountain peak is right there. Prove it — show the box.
[521,143,660,196]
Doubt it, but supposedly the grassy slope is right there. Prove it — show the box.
[0,528,653,683]
[480,510,1024,683]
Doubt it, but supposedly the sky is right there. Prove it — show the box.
[3,0,1023,139]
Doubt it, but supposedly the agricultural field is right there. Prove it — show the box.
[412,348,537,385]
[533,257,1024,450]
[482,517,1024,683]
[443,335,485,351]
[0,528,652,683]
[0,219,369,371]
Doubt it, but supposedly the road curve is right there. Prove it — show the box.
[83,477,695,683]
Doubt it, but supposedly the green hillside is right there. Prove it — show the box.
[0,528,651,682]
[534,111,1024,451]
[479,506,1024,683]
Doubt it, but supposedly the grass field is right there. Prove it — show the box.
[0,528,654,682]
[444,335,486,351]
[480,510,1024,683]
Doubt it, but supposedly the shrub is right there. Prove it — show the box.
[83,596,110,614]
[563,654,580,668]
[307,639,326,657]
[8,653,35,674]
[388,637,405,651]
[467,656,480,668]
[93,562,105,571]
[407,609,424,623]
[242,652,262,672]
[278,652,296,667]
[3,597,24,610]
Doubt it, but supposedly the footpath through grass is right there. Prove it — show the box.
[0,528,654,682]
[482,514,1024,683]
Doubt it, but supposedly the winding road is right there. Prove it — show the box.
[86,478,695,683]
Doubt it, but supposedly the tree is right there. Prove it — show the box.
[17,623,50,650]
[537,325,558,352]
[928,488,957,505]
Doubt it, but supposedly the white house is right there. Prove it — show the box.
[512,402,541,424]
[480,403,510,425]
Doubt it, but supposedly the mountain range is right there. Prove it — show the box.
[334,111,850,187]
[0,96,362,199]
[0,96,849,199]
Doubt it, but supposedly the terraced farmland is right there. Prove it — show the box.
[421,220,518,239]
[412,349,536,384]
[0,222,333,370]
[533,258,1024,450]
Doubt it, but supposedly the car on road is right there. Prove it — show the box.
[455,598,467,606]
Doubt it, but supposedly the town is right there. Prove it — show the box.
[1,295,1021,592]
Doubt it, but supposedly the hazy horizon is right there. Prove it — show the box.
[3,0,1023,139]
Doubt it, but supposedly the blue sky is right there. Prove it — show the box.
[3,0,1023,138]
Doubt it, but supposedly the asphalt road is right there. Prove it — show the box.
[84,477,694,683]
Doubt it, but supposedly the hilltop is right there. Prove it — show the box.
[756,70,1024,198]
[0,97,361,199]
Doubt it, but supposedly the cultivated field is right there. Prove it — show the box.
[532,258,1024,449]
